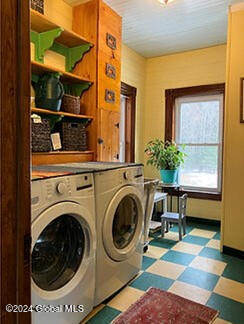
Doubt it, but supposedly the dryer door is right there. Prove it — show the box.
[31,202,94,299]
[103,186,144,261]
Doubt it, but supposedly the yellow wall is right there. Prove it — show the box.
[34,0,74,70]
[121,44,147,163]
[44,0,73,30]
[121,45,226,220]
[222,5,244,251]
[142,45,227,220]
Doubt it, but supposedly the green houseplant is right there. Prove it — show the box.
[145,139,186,184]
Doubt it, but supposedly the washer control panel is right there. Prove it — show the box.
[43,175,93,200]
[31,173,94,224]
[44,177,72,200]
[32,174,94,204]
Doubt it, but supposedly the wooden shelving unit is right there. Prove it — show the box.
[30,9,93,47]
[32,151,94,165]
[31,107,94,120]
[31,60,93,84]
[31,0,123,165]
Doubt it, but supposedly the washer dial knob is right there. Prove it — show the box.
[56,182,66,194]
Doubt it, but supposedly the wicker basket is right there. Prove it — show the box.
[31,118,51,152]
[31,0,44,14]
[61,94,81,114]
[60,121,88,151]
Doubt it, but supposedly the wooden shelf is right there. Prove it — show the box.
[30,9,93,47]
[32,151,94,165]
[31,107,94,120]
[31,60,93,84]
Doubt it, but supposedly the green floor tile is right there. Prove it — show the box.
[142,256,157,270]
[178,267,219,291]
[222,259,244,284]
[182,235,210,246]
[161,250,195,266]
[149,237,177,249]
[199,247,231,261]
[87,306,121,324]
[184,247,244,283]
[207,293,244,324]
[213,232,221,240]
[129,271,174,291]
[170,224,193,234]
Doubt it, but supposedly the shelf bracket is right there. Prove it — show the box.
[66,44,92,72]
[50,42,93,72]
[63,82,92,98]
[30,28,63,63]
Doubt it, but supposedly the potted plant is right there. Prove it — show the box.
[145,139,186,184]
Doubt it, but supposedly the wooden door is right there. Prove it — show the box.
[98,108,120,161]
[0,1,31,324]
[110,110,120,161]
[96,1,122,162]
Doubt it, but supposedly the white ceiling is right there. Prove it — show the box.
[64,0,241,58]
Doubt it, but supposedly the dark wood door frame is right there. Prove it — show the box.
[121,82,137,163]
[1,1,31,323]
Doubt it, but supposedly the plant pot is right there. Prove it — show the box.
[160,169,178,184]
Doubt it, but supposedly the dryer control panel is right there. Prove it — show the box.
[121,166,144,184]
[96,166,144,193]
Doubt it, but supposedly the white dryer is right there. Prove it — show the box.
[31,173,96,324]
[60,163,144,306]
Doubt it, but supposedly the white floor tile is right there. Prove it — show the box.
[147,259,185,280]
[190,256,227,275]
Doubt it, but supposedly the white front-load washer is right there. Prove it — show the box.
[31,173,96,324]
[59,163,144,306]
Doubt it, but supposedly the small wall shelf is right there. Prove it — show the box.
[31,107,94,120]
[32,151,94,165]
[31,9,93,71]
[31,9,93,47]
[31,60,93,84]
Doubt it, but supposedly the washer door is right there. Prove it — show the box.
[31,202,93,298]
[103,186,143,262]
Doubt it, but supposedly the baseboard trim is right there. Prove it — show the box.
[186,216,221,227]
[223,246,244,260]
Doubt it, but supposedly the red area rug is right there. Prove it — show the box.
[112,288,219,324]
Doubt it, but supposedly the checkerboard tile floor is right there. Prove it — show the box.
[83,222,244,324]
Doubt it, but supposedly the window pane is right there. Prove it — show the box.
[178,100,220,144]
[179,145,219,189]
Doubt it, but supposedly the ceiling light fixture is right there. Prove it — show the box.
[158,0,175,4]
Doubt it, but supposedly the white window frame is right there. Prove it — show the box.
[175,94,223,193]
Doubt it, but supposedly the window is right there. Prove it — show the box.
[165,84,225,200]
